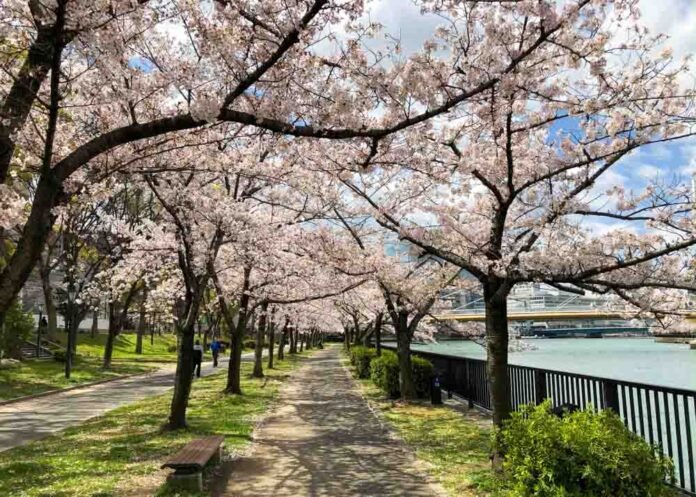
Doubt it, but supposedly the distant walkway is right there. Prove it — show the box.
[215,347,443,497]
[0,355,237,452]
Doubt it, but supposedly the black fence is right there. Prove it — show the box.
[384,345,696,495]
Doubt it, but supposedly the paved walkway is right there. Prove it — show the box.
[214,347,443,497]
[0,355,239,452]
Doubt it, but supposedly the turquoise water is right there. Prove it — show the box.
[411,338,696,391]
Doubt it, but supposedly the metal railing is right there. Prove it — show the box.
[384,345,696,495]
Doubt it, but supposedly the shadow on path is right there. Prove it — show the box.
[213,348,443,497]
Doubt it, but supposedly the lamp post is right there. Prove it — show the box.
[36,303,44,358]
[64,287,76,379]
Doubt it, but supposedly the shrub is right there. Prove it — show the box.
[349,346,377,378]
[370,350,400,398]
[498,401,676,497]
[52,349,67,363]
[166,345,178,353]
[412,355,434,398]
[370,350,434,399]
[243,340,256,350]
[0,300,34,359]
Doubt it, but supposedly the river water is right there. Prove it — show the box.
[411,338,696,391]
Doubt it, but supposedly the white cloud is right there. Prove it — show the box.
[636,0,696,83]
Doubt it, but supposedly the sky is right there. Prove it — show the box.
[362,0,696,234]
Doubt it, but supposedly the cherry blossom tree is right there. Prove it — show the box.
[1,0,629,332]
[324,1,696,455]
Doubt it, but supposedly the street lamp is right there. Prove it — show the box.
[65,287,76,379]
[36,303,44,359]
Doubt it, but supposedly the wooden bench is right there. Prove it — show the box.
[162,435,225,491]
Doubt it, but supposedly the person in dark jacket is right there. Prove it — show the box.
[193,340,203,378]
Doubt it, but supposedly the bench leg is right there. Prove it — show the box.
[169,470,203,492]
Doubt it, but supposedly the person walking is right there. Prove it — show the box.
[210,338,221,367]
[193,340,204,378]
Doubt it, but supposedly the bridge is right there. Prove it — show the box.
[431,309,639,322]
[433,283,696,333]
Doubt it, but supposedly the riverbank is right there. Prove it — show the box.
[409,337,696,390]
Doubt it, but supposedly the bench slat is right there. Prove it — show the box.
[162,435,224,470]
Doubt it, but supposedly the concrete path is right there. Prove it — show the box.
[215,347,443,497]
[0,355,240,452]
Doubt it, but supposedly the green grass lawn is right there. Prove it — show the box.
[0,358,155,401]
[0,351,313,497]
[344,353,497,497]
[0,333,180,402]
[67,332,180,362]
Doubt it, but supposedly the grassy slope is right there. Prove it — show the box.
[72,332,180,362]
[0,359,154,401]
[344,353,497,497]
[0,334,179,401]
[0,351,312,497]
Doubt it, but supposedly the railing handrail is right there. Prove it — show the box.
[382,343,696,398]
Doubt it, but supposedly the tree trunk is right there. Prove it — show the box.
[299,333,304,353]
[226,316,245,394]
[375,313,382,356]
[90,310,98,338]
[225,269,250,394]
[167,319,196,429]
[267,316,275,369]
[253,302,267,378]
[0,172,61,329]
[103,303,117,369]
[40,267,58,338]
[135,292,146,354]
[353,325,362,346]
[395,315,416,400]
[278,323,287,360]
[103,283,139,369]
[343,327,351,350]
[485,281,512,467]
[362,328,373,347]
[289,327,297,354]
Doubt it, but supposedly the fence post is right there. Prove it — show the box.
[465,360,474,408]
[602,380,620,412]
[446,358,453,399]
[534,369,547,405]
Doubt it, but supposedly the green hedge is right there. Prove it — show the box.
[498,401,676,497]
[370,350,400,398]
[52,349,67,363]
[348,346,377,378]
[369,350,433,399]
[0,300,34,359]
[412,355,434,398]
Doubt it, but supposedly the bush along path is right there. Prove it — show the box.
[0,351,312,497]
[349,346,680,497]
[347,346,496,497]
[214,346,445,497]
